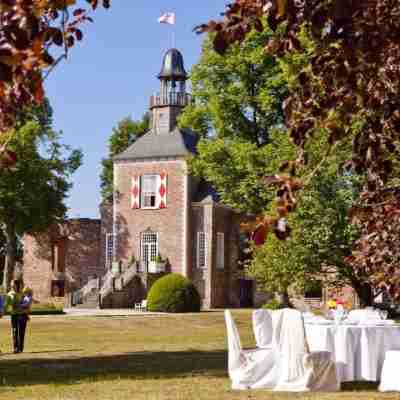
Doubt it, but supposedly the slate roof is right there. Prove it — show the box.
[113,128,199,161]
[192,180,220,203]
[158,48,187,80]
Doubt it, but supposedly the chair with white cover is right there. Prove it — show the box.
[379,351,400,392]
[273,308,340,392]
[252,309,273,349]
[224,310,279,390]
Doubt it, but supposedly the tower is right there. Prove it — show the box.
[150,48,191,134]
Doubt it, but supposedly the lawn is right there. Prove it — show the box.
[0,309,398,400]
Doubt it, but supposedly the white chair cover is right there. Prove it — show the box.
[224,310,279,390]
[273,309,340,392]
[379,351,400,392]
[252,309,273,348]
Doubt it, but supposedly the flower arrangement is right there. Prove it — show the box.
[327,298,351,311]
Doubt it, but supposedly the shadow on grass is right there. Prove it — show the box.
[0,349,228,387]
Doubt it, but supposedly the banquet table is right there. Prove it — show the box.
[305,322,400,382]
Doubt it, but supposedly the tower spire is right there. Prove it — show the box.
[150,48,191,134]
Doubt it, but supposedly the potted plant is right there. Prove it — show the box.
[155,253,166,273]
[129,254,137,268]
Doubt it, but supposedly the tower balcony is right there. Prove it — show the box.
[150,92,192,109]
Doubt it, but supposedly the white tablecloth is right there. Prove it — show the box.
[305,323,400,382]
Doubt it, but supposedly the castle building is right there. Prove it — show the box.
[23,48,253,309]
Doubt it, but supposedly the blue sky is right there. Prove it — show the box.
[45,1,227,219]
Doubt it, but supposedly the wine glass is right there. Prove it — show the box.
[380,310,388,320]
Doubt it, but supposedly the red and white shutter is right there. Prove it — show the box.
[157,173,167,209]
[131,175,141,209]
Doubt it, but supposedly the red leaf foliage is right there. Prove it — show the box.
[0,0,111,131]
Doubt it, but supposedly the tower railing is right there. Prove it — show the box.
[150,92,192,108]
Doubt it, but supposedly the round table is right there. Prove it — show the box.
[305,323,400,382]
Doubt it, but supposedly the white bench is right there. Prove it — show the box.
[134,299,147,312]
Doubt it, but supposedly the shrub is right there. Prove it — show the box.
[5,302,65,316]
[147,273,201,313]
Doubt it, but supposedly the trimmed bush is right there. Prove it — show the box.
[147,273,201,313]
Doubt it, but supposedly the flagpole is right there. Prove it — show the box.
[172,27,176,48]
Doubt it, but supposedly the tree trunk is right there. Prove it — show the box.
[2,222,16,292]
[353,281,373,308]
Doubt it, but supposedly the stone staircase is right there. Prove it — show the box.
[71,262,167,309]
[73,291,99,309]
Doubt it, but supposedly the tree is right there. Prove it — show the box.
[100,114,149,201]
[180,28,290,214]
[249,169,368,304]
[199,1,400,300]
[0,102,82,290]
[0,0,110,137]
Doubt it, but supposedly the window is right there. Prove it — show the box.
[52,238,66,272]
[197,232,206,269]
[141,175,158,208]
[105,233,114,269]
[140,231,158,272]
[51,280,65,297]
[217,232,225,270]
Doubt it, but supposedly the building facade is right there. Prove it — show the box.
[23,48,249,309]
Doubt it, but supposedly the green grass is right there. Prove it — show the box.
[0,310,398,400]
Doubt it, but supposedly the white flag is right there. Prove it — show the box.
[158,12,176,25]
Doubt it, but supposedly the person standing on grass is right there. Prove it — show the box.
[3,279,32,354]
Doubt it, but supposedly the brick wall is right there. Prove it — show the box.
[114,159,188,275]
[191,203,241,309]
[23,219,104,303]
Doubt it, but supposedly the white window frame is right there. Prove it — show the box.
[105,233,115,269]
[217,232,225,270]
[140,231,159,272]
[197,232,206,269]
[141,174,159,209]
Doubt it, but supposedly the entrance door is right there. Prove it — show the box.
[238,279,254,307]
[141,232,158,272]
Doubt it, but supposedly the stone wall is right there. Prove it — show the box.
[23,218,104,304]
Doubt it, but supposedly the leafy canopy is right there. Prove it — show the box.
[180,28,290,214]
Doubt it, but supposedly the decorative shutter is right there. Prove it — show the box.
[131,175,141,209]
[158,173,167,209]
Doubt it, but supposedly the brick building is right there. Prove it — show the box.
[23,48,251,309]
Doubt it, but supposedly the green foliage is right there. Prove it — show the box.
[248,165,362,296]
[262,299,283,310]
[1,126,82,232]
[189,130,296,214]
[180,28,286,143]
[0,100,82,289]
[100,114,149,201]
[147,274,201,313]
[179,27,289,214]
